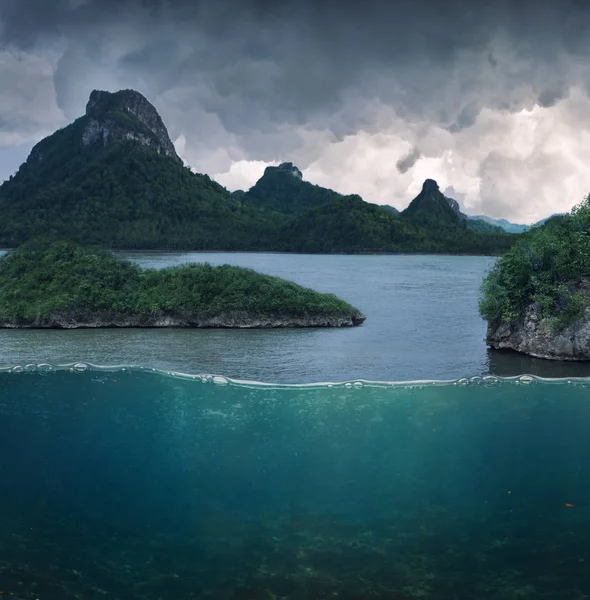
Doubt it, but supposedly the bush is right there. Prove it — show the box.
[479,194,590,330]
[0,239,364,322]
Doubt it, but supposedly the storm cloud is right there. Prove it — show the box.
[1,0,590,221]
[397,148,421,175]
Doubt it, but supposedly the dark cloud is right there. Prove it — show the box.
[537,84,570,108]
[3,0,590,134]
[2,0,590,221]
[396,147,421,174]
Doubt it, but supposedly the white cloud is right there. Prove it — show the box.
[213,160,277,191]
[3,46,590,225]
[204,87,590,224]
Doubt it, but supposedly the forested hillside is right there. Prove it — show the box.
[0,88,519,255]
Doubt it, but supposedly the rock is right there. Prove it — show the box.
[445,196,462,215]
[401,178,464,227]
[0,309,365,329]
[421,179,439,194]
[486,301,590,361]
[263,162,303,180]
[81,89,180,161]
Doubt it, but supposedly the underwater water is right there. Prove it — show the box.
[1,365,590,599]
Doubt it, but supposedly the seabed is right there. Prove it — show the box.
[1,504,589,599]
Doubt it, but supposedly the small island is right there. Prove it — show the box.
[0,239,365,329]
[480,195,590,360]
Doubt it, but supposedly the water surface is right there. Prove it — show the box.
[2,251,590,381]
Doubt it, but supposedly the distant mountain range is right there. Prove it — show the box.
[467,214,566,233]
[0,88,519,254]
[236,166,555,235]
[467,215,529,233]
[531,213,567,227]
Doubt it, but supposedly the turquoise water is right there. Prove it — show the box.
[2,364,590,598]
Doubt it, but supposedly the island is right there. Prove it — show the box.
[480,195,590,360]
[0,239,365,329]
[0,88,516,255]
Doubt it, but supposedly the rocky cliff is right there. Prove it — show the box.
[80,89,180,161]
[486,285,590,360]
[264,162,303,179]
[0,309,365,329]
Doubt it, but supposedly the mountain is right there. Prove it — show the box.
[395,179,515,251]
[241,162,340,214]
[414,188,506,234]
[381,205,400,216]
[469,213,568,234]
[402,179,465,228]
[468,215,530,233]
[407,187,517,234]
[465,213,566,233]
[241,162,403,221]
[82,89,180,160]
[240,169,512,253]
[0,88,517,255]
[532,213,566,227]
[403,178,502,233]
[465,218,506,233]
[277,194,423,253]
[0,89,279,249]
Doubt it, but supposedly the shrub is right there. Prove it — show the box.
[0,239,364,323]
[479,194,590,330]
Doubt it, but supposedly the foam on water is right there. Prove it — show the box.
[2,360,590,387]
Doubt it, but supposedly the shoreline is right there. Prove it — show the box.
[0,311,366,330]
[0,248,502,258]
[118,250,504,257]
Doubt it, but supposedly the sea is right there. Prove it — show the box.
[1,251,590,599]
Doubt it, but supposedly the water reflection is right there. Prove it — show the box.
[487,348,590,378]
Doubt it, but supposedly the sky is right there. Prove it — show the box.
[1,0,590,224]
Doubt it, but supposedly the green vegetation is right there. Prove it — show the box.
[466,218,506,234]
[479,197,590,331]
[243,163,339,214]
[0,100,518,255]
[109,110,152,137]
[0,239,364,326]
[469,215,530,233]
[399,181,516,254]
[278,195,421,253]
[273,194,511,254]
[0,130,280,250]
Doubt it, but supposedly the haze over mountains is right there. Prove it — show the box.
[0,89,519,254]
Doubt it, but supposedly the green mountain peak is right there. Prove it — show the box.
[0,89,516,255]
[242,161,338,214]
[402,179,464,227]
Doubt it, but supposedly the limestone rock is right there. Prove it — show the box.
[486,300,590,361]
[81,89,180,161]
[264,162,303,179]
[0,309,365,329]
